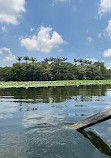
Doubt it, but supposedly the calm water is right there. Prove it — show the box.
[0,85,111,158]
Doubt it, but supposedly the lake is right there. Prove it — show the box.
[0,85,111,158]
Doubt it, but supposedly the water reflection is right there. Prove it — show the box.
[0,85,111,158]
[23,110,64,130]
[80,130,111,156]
[0,102,18,119]
[0,85,111,120]
[0,84,110,103]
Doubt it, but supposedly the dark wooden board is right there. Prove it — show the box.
[70,108,111,131]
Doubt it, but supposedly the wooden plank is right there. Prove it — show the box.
[70,108,111,131]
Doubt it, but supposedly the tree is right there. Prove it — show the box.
[106,69,111,79]
[49,57,56,62]
[77,65,102,80]
[87,60,92,65]
[0,56,110,81]
[84,59,88,65]
[94,62,106,79]
[74,58,77,65]
[62,57,67,62]
[0,67,12,81]
[30,57,37,63]
[16,57,22,63]
[78,58,83,65]
[44,57,49,63]
[23,56,29,64]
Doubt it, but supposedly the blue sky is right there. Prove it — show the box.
[1,0,111,68]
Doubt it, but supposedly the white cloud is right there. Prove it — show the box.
[0,47,16,62]
[58,49,63,52]
[4,53,16,62]
[108,62,111,66]
[87,37,92,42]
[107,63,111,69]
[1,26,6,31]
[86,58,98,63]
[98,33,102,38]
[0,0,25,24]
[106,66,111,69]
[0,47,9,54]
[21,26,66,53]
[99,0,111,15]
[103,49,111,58]
[30,28,34,32]
[105,19,111,38]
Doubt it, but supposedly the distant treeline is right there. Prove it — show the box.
[0,56,111,81]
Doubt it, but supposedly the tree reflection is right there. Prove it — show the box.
[0,85,110,103]
[80,130,111,156]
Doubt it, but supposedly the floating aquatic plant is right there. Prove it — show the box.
[0,80,111,89]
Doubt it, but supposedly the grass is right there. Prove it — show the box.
[0,80,111,89]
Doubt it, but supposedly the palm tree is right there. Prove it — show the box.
[74,58,77,65]
[78,58,83,65]
[84,60,88,65]
[44,57,49,63]
[23,56,29,64]
[56,57,61,62]
[17,57,22,63]
[62,57,67,62]
[49,57,56,62]
[87,60,92,65]
[30,57,37,63]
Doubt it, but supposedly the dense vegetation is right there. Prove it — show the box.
[0,56,111,81]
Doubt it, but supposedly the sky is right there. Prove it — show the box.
[1,0,111,68]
